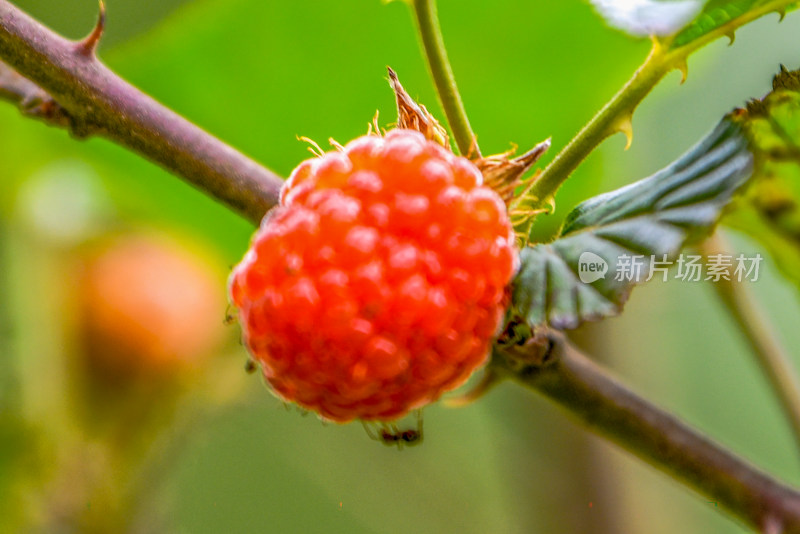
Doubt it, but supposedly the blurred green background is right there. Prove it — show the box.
[2,0,800,533]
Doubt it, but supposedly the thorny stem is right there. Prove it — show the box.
[700,232,800,460]
[0,0,282,225]
[410,0,479,158]
[3,0,800,529]
[516,45,664,217]
[494,332,800,533]
[515,0,796,238]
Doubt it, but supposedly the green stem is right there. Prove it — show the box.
[410,0,478,157]
[700,233,800,460]
[515,0,795,237]
[518,44,668,213]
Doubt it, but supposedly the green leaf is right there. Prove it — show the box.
[725,65,800,290]
[667,0,797,49]
[512,120,752,330]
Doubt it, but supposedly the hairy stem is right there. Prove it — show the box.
[516,45,666,216]
[0,1,282,225]
[494,333,800,533]
[515,0,796,234]
[410,0,478,157]
[700,232,800,459]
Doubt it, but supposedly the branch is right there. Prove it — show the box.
[0,1,282,225]
[700,232,800,459]
[493,332,800,533]
[0,59,71,127]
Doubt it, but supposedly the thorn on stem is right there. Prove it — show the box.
[75,0,106,57]
[675,59,689,85]
[615,115,633,150]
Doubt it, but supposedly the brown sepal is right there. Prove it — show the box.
[772,64,800,91]
[387,66,450,149]
[475,138,551,205]
[740,65,800,117]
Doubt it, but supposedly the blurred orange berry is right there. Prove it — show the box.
[79,233,227,379]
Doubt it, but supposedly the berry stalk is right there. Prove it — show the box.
[410,0,479,158]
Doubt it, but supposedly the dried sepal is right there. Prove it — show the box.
[772,64,800,91]
[475,138,551,205]
[387,66,450,149]
[742,65,800,117]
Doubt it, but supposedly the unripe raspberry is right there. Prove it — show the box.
[230,129,517,422]
[80,233,227,379]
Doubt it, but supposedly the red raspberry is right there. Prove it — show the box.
[229,129,517,422]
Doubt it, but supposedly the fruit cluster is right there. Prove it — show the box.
[229,129,516,422]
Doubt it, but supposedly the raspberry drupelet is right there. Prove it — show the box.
[229,129,517,422]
